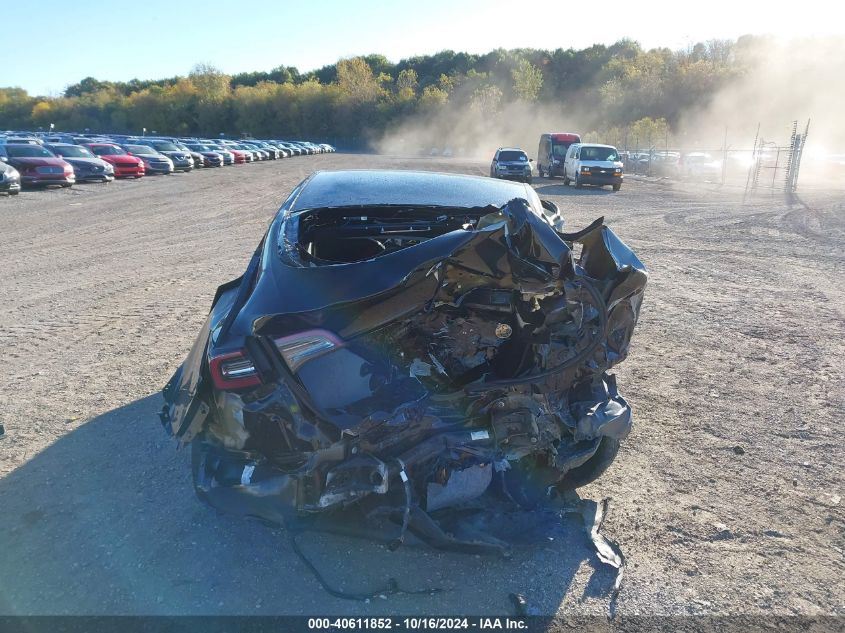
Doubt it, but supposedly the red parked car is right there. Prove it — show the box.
[0,143,75,187]
[83,143,145,178]
[227,149,250,164]
[208,143,248,164]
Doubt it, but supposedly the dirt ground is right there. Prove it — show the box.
[0,155,842,619]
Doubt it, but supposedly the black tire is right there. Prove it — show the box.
[612,184,621,192]
[556,437,621,490]
[563,169,571,186]
[9,190,19,196]
[575,174,583,188]
[537,165,544,178]
[525,176,532,185]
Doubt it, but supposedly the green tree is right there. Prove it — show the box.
[469,84,502,115]
[336,57,382,104]
[189,63,231,102]
[64,77,111,98]
[419,85,448,110]
[629,117,671,149]
[511,59,543,101]
[397,69,419,92]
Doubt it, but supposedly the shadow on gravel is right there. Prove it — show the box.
[533,182,617,196]
[0,395,620,616]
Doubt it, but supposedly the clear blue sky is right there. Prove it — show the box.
[5,0,843,96]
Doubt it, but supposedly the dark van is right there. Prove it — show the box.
[537,132,581,178]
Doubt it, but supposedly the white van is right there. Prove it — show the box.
[563,143,624,191]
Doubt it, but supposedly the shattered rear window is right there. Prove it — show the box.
[278,173,546,266]
[287,205,499,264]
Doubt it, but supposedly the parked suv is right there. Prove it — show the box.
[563,143,624,191]
[490,147,533,183]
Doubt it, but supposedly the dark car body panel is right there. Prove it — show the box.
[160,170,646,532]
[292,170,538,210]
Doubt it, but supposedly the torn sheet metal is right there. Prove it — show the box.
[426,463,493,512]
[159,170,647,551]
[582,497,625,595]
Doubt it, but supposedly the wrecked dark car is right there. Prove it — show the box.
[160,169,646,548]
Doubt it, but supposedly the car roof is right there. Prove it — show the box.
[573,143,617,149]
[292,170,533,211]
[497,147,526,152]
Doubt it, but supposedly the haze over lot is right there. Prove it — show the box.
[5,0,844,96]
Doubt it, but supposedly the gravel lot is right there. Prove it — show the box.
[0,154,842,619]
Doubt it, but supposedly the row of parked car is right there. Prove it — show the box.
[0,131,335,195]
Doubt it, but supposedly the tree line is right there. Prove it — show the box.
[0,37,758,148]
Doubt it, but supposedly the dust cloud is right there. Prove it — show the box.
[374,36,845,165]
[373,99,585,160]
[679,36,845,156]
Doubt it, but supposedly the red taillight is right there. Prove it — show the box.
[209,350,261,390]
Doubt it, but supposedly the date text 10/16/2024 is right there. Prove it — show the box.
[308,618,528,630]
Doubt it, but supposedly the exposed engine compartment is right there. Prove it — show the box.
[161,195,647,550]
